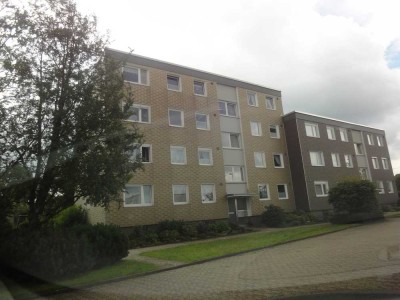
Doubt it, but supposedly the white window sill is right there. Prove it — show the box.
[124,203,153,208]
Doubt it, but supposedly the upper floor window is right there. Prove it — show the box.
[250,121,262,136]
[326,126,336,140]
[310,151,325,166]
[193,80,206,96]
[366,134,374,145]
[339,128,348,142]
[376,181,384,194]
[247,92,258,107]
[218,101,237,117]
[168,109,184,127]
[124,185,153,207]
[170,146,187,165]
[123,66,148,85]
[254,152,266,168]
[266,96,276,110]
[273,153,284,168]
[387,181,394,194]
[198,148,213,166]
[269,125,280,139]
[331,153,341,167]
[344,154,353,168]
[354,143,364,155]
[167,75,181,91]
[377,136,384,147]
[201,184,216,203]
[277,184,288,199]
[305,123,320,138]
[258,184,270,200]
[195,113,210,130]
[224,166,245,182]
[381,158,389,170]
[222,132,240,148]
[173,185,188,204]
[126,105,150,123]
[371,157,379,169]
[314,181,329,197]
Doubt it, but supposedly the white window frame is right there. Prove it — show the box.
[314,181,329,197]
[224,166,245,183]
[167,75,181,91]
[377,136,384,147]
[172,184,189,205]
[168,109,184,127]
[170,146,187,165]
[331,153,341,167]
[277,184,288,200]
[376,181,384,194]
[339,128,349,142]
[367,134,374,146]
[195,113,210,130]
[258,184,270,200]
[221,132,241,149]
[372,157,379,169]
[250,121,262,136]
[269,124,280,139]
[198,148,213,166]
[247,91,258,107]
[387,181,394,194]
[344,154,353,168]
[201,184,216,203]
[273,153,284,168]
[218,101,238,117]
[266,96,276,110]
[326,126,336,140]
[381,158,389,170]
[193,80,206,96]
[124,184,153,207]
[310,151,325,166]
[140,144,152,163]
[305,123,320,138]
[254,152,266,168]
[126,105,151,123]
[354,143,364,155]
[123,66,148,85]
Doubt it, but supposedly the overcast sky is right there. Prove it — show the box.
[76,0,400,174]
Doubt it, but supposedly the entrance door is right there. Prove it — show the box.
[228,198,237,224]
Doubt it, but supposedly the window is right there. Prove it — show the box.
[247,92,258,107]
[331,153,341,167]
[168,109,184,127]
[124,185,153,207]
[377,136,384,147]
[258,184,270,200]
[123,66,148,85]
[381,158,389,170]
[273,153,284,168]
[387,181,394,194]
[201,184,215,203]
[277,184,288,199]
[198,148,213,165]
[129,144,152,163]
[250,122,262,136]
[195,113,209,130]
[354,143,363,155]
[359,168,369,180]
[218,101,237,117]
[339,128,348,142]
[170,146,186,165]
[314,181,329,197]
[305,123,320,138]
[173,185,188,204]
[310,151,325,166]
[266,96,276,110]
[194,80,206,96]
[344,154,353,168]
[367,134,374,146]
[269,125,280,139]
[167,75,180,91]
[372,157,379,169]
[326,126,336,140]
[126,105,150,123]
[221,133,240,148]
[254,152,266,168]
[376,181,384,194]
[224,166,245,182]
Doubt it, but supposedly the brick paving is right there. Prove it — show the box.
[49,218,400,299]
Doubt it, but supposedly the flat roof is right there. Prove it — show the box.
[106,48,281,97]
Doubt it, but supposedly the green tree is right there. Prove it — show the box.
[0,0,142,228]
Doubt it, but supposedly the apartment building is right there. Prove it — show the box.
[283,111,397,214]
[86,49,296,227]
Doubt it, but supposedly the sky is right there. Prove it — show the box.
[75,0,400,174]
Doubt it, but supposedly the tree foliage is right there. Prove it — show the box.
[0,0,142,228]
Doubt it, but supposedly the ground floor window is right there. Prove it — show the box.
[314,181,329,197]
[124,185,153,207]
[277,184,288,199]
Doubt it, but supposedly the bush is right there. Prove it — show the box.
[180,223,198,239]
[330,212,384,224]
[157,220,185,234]
[52,205,88,228]
[262,205,286,227]
[214,221,231,234]
[128,226,159,248]
[158,229,180,243]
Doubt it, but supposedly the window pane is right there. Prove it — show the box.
[167,76,179,90]
[227,103,236,116]
[315,184,323,196]
[125,186,141,205]
[277,185,287,198]
[201,185,214,202]
[232,166,243,181]
[143,185,152,204]
[221,133,231,147]
[123,67,139,83]
[196,114,208,129]
[141,108,149,122]
[266,97,275,109]
[173,185,187,203]
[140,69,148,84]
[127,106,139,121]
[194,81,205,95]
[218,101,226,115]
[171,148,185,164]
[169,110,182,126]
[270,125,279,138]
[199,150,211,165]
[259,184,269,199]
[274,155,282,167]
[248,93,256,106]
[142,146,150,162]
[230,134,240,148]
[251,122,260,135]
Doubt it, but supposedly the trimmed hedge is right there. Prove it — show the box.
[330,212,384,224]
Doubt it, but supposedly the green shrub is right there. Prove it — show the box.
[180,223,198,239]
[196,221,209,236]
[214,221,231,233]
[157,220,185,234]
[330,212,384,224]
[262,205,286,227]
[52,205,88,228]
[159,229,180,243]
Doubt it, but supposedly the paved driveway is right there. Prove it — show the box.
[51,218,400,299]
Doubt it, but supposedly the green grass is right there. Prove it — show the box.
[5,260,158,299]
[141,224,354,263]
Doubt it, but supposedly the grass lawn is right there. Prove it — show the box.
[5,260,158,299]
[141,224,354,263]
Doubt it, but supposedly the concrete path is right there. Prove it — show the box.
[49,218,400,299]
